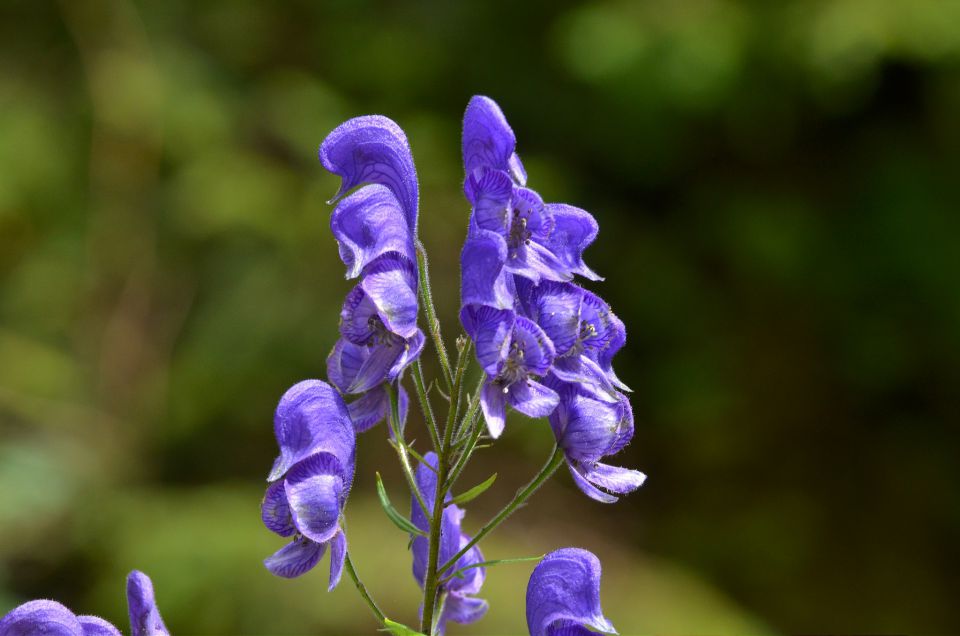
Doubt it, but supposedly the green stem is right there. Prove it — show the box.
[416,241,453,390]
[344,551,385,624]
[386,383,430,519]
[412,360,441,451]
[438,445,565,574]
[445,378,485,491]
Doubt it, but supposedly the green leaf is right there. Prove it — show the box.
[448,472,497,506]
[380,618,427,636]
[375,472,426,536]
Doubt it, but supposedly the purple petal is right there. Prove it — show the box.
[347,343,405,394]
[462,95,518,182]
[528,282,584,356]
[505,241,571,284]
[512,316,556,376]
[567,461,618,504]
[579,291,627,390]
[545,204,602,281]
[284,453,346,544]
[526,548,617,636]
[359,254,419,339]
[78,616,122,636]
[326,338,361,393]
[549,383,625,463]
[345,385,388,433]
[508,152,527,186]
[328,530,347,592]
[264,537,326,579]
[550,356,620,402]
[261,481,295,537]
[388,330,425,383]
[460,230,515,310]
[441,594,489,629]
[269,380,354,482]
[126,571,169,636]
[466,168,513,232]
[579,462,646,495]
[508,380,560,419]
[480,381,507,438]
[320,115,418,234]
[339,285,381,346]
[410,451,439,532]
[460,305,514,376]
[330,184,415,278]
[0,601,83,636]
[545,620,597,635]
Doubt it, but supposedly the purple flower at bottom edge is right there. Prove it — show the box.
[526,548,616,636]
[545,377,646,504]
[261,380,355,587]
[461,304,559,438]
[0,571,168,636]
[409,452,488,636]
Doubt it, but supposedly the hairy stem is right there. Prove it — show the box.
[416,241,454,390]
[344,551,385,624]
[412,360,441,451]
[445,377,486,491]
[386,384,430,518]
[438,445,565,574]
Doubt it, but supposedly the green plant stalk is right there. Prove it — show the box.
[416,241,453,390]
[438,445,566,574]
[412,360,442,451]
[445,377,486,491]
[419,338,470,634]
[344,551,386,624]
[387,383,430,518]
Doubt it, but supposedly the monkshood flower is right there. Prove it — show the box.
[526,548,616,636]
[545,376,646,503]
[0,570,168,636]
[261,380,354,585]
[462,96,601,284]
[410,452,488,635]
[461,304,560,438]
[516,279,629,399]
[320,116,425,432]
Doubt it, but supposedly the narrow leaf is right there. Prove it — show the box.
[448,473,497,506]
[380,618,427,636]
[446,555,544,581]
[375,472,426,536]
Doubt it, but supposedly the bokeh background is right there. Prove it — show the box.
[2,0,959,633]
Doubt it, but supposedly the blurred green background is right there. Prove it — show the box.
[1,0,958,633]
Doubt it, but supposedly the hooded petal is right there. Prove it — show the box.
[328,530,347,592]
[479,381,507,438]
[466,168,513,233]
[512,316,556,376]
[330,184,415,278]
[320,115,418,233]
[546,204,601,281]
[359,254,419,339]
[264,537,326,579]
[261,481,296,537]
[526,548,617,636]
[528,282,583,356]
[268,380,354,482]
[386,330,425,383]
[126,571,169,636]
[461,305,514,376]
[508,380,560,419]
[77,617,122,636]
[460,230,515,310]
[284,453,346,544]
[462,96,519,183]
[548,381,628,463]
[0,601,84,636]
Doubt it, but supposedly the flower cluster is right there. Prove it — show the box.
[410,453,488,635]
[459,96,646,502]
[0,571,167,636]
[321,116,424,432]
[260,380,354,583]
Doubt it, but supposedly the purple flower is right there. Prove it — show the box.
[526,548,616,636]
[321,116,424,433]
[0,571,168,636]
[410,452,488,636]
[462,96,601,284]
[545,377,646,503]
[461,305,560,438]
[261,380,355,586]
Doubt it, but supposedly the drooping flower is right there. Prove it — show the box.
[462,96,601,285]
[321,116,424,433]
[261,380,354,586]
[545,377,646,503]
[461,305,560,438]
[0,570,168,636]
[526,548,616,636]
[410,452,488,636]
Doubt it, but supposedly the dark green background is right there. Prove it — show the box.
[1,1,958,633]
